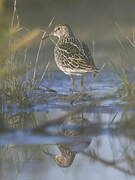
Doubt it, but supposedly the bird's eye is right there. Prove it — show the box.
[57,27,60,31]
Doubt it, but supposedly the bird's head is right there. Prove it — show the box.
[54,154,75,168]
[50,24,73,38]
[42,24,74,40]
[43,150,75,168]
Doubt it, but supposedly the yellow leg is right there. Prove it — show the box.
[70,75,74,90]
[80,76,84,92]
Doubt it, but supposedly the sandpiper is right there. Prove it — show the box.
[45,24,98,90]
[43,113,91,168]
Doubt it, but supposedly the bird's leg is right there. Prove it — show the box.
[80,76,84,92]
[70,75,75,91]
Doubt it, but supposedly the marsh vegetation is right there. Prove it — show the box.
[1,0,135,180]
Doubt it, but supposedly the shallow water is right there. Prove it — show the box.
[1,68,135,180]
[1,0,135,178]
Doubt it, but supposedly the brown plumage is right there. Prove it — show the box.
[43,114,91,168]
[48,24,99,90]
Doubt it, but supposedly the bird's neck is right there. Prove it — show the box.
[59,30,75,40]
[57,34,75,45]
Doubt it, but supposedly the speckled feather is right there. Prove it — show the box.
[53,25,98,75]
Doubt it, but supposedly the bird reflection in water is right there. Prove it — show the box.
[43,113,91,168]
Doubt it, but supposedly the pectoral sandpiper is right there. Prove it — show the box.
[43,113,91,168]
[44,24,98,90]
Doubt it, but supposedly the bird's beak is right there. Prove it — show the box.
[42,34,50,40]
[42,31,54,40]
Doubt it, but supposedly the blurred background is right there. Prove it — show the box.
[14,0,135,68]
[0,1,135,180]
